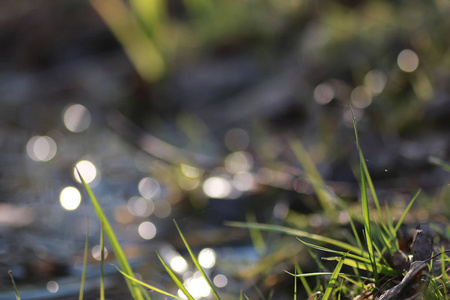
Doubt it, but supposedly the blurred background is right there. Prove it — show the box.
[0,0,449,299]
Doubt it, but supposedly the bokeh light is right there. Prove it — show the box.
[63,104,91,132]
[26,136,57,162]
[233,172,255,192]
[60,186,81,210]
[46,281,59,293]
[180,272,211,299]
[224,128,250,151]
[351,86,372,109]
[224,151,253,174]
[170,256,188,274]
[127,196,154,217]
[202,177,232,199]
[138,221,157,240]
[138,177,161,200]
[92,245,108,261]
[180,164,202,178]
[74,160,98,184]
[313,83,334,104]
[364,69,387,96]
[198,248,216,269]
[213,274,228,288]
[154,200,172,218]
[397,49,419,72]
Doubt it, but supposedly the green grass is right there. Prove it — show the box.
[8,271,20,300]
[78,220,89,300]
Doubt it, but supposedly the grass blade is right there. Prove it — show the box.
[351,108,378,283]
[225,221,366,257]
[76,168,144,300]
[173,220,221,300]
[100,222,105,300]
[322,254,346,300]
[288,136,336,215]
[294,263,312,296]
[90,0,165,83]
[429,156,450,172]
[294,265,298,300]
[79,220,89,300]
[394,189,421,233]
[8,271,20,300]
[156,252,194,300]
[115,267,183,299]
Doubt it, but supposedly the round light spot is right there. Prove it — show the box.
[225,151,253,174]
[397,49,419,72]
[154,200,172,218]
[180,164,202,178]
[213,274,228,288]
[47,281,59,293]
[60,186,81,210]
[364,70,387,96]
[314,83,334,104]
[198,248,216,269]
[127,196,154,217]
[224,128,250,151]
[63,104,91,133]
[202,177,232,199]
[138,177,161,200]
[351,86,372,109]
[92,245,108,261]
[138,221,157,240]
[74,160,97,184]
[183,272,211,298]
[26,136,57,162]
[233,172,255,192]
[170,256,188,274]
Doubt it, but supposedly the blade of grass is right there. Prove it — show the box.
[76,169,144,300]
[90,0,165,83]
[429,156,450,172]
[322,254,346,300]
[294,265,298,300]
[225,221,366,257]
[79,220,89,300]
[8,271,20,300]
[297,239,396,276]
[246,211,266,255]
[288,136,336,215]
[351,108,378,283]
[115,267,183,299]
[295,263,312,296]
[347,212,363,253]
[394,189,421,233]
[156,252,194,300]
[100,222,105,300]
[173,220,221,300]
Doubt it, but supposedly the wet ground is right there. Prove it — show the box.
[0,1,449,299]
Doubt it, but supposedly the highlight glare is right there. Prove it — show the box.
[170,256,188,274]
[74,160,97,184]
[314,83,334,104]
[63,104,91,132]
[60,186,81,210]
[138,177,161,199]
[213,274,228,288]
[198,248,216,269]
[202,177,232,199]
[397,49,419,72]
[138,221,157,240]
[46,281,59,293]
[92,245,108,261]
[26,136,57,162]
